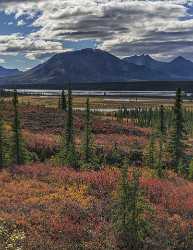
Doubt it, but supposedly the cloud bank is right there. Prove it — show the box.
[0,0,193,62]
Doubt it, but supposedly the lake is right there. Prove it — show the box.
[3,89,191,97]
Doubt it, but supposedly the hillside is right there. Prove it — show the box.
[124,55,193,80]
[1,49,193,90]
[0,66,21,78]
[0,49,170,88]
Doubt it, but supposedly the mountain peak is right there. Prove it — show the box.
[78,48,99,54]
[171,56,189,63]
[78,48,112,56]
[131,54,153,60]
[80,48,101,53]
[141,54,153,59]
[3,49,193,87]
[123,54,157,67]
[50,48,112,61]
[176,55,185,60]
[0,66,21,78]
[1,49,171,86]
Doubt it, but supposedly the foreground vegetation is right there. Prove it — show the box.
[0,89,192,249]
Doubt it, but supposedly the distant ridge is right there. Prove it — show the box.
[123,54,165,70]
[0,48,170,88]
[1,49,193,90]
[123,54,193,80]
[0,66,21,78]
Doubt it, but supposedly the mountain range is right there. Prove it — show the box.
[123,54,193,80]
[1,48,193,90]
[0,66,21,78]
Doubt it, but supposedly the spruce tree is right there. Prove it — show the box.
[113,164,151,250]
[156,105,165,177]
[129,139,143,167]
[0,97,12,168]
[188,159,193,180]
[0,118,4,168]
[169,88,187,172]
[61,89,67,111]
[12,90,29,165]
[160,105,165,135]
[109,143,122,166]
[58,96,61,110]
[146,133,156,168]
[0,97,5,168]
[64,84,78,169]
[156,136,164,178]
[83,98,93,164]
[65,85,73,148]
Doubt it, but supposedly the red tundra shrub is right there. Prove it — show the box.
[0,164,193,249]
[24,131,60,160]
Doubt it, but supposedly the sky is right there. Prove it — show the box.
[1,0,193,71]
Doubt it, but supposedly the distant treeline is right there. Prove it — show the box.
[2,80,193,91]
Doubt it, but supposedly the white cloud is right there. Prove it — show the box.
[17,19,26,26]
[0,59,5,64]
[0,0,193,60]
[0,33,68,60]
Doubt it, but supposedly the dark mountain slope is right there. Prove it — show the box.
[0,66,21,78]
[123,55,193,80]
[0,49,170,87]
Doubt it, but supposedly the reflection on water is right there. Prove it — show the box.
[4,89,190,97]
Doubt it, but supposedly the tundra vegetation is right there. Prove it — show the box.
[0,88,192,249]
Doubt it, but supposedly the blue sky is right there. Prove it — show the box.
[0,0,193,71]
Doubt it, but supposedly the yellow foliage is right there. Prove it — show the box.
[24,184,92,209]
[42,192,65,203]
[3,122,12,132]
[65,184,91,208]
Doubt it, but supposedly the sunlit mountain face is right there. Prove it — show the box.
[0,0,193,72]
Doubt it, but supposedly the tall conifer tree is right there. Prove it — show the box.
[156,105,165,177]
[160,105,165,135]
[83,98,93,163]
[12,90,28,165]
[0,116,4,168]
[61,89,67,111]
[64,84,78,168]
[0,97,5,168]
[169,88,186,171]
[58,96,61,110]
[65,84,73,148]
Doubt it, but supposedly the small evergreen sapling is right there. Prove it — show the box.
[188,159,193,180]
[146,133,156,169]
[113,163,151,250]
